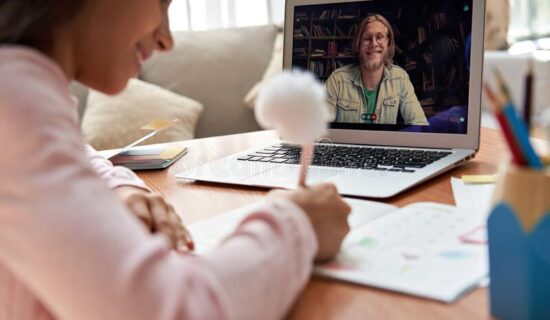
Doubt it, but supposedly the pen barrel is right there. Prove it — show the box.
[298,144,314,188]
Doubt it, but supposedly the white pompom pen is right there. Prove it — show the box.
[255,70,329,187]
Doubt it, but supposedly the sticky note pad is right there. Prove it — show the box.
[461,175,498,184]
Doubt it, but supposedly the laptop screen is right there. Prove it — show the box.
[291,0,474,135]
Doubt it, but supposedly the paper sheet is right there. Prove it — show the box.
[451,177,496,217]
[189,198,397,253]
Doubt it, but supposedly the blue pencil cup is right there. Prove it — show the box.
[488,165,550,320]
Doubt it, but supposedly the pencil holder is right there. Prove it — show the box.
[488,164,550,320]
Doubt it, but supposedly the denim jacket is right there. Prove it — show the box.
[326,64,428,125]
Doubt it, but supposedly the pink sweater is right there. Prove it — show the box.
[0,47,317,320]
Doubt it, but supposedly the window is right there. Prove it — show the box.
[509,0,550,42]
[168,0,285,31]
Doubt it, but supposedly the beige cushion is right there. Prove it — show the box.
[485,0,509,50]
[82,79,203,150]
[141,25,278,138]
[244,32,284,109]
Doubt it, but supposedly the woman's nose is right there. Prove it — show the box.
[154,27,174,51]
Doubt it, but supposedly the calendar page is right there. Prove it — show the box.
[316,202,487,302]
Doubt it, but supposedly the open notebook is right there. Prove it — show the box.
[189,199,488,303]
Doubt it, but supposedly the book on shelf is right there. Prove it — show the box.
[308,60,333,77]
[445,67,458,86]
[312,24,333,37]
[422,68,435,91]
[293,47,307,57]
[317,10,336,20]
[327,41,337,57]
[335,25,345,37]
[295,12,308,21]
[419,97,436,107]
[392,24,401,36]
[404,59,417,71]
[294,25,310,37]
[189,199,488,303]
[421,52,433,64]
[395,45,403,55]
[336,43,353,57]
[310,48,327,57]
[347,24,357,37]
[432,12,448,31]
[335,24,356,37]
[418,26,426,44]
[337,9,357,19]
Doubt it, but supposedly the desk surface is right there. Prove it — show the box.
[136,127,508,319]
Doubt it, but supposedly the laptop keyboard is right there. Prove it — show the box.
[237,144,453,173]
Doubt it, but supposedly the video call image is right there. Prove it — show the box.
[292,0,473,134]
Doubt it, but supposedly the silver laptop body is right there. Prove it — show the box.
[177,0,485,198]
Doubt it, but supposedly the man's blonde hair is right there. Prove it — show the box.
[353,14,396,67]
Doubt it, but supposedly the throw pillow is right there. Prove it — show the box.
[82,79,203,150]
[244,32,284,109]
[485,0,509,50]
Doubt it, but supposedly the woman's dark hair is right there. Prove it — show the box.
[0,0,86,50]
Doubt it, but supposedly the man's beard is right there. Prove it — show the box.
[360,52,386,72]
[364,60,384,72]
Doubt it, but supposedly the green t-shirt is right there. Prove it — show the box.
[361,83,381,123]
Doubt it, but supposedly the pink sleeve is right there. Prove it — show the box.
[204,200,317,319]
[0,48,318,320]
[84,144,150,191]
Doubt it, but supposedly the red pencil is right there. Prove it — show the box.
[483,84,526,165]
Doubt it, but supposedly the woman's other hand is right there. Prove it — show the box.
[114,186,194,252]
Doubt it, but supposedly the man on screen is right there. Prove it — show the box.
[326,14,428,125]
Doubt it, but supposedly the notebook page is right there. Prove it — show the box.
[189,198,396,254]
[315,202,488,303]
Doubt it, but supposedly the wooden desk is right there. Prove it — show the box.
[137,127,507,319]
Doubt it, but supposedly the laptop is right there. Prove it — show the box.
[176,0,485,198]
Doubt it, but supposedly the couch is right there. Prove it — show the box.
[73,24,281,150]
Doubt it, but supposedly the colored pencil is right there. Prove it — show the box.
[483,84,526,165]
[501,102,543,169]
[491,71,543,169]
[523,59,534,130]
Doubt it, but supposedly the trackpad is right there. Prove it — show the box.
[244,165,343,187]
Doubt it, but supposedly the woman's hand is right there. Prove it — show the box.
[269,183,351,262]
[114,186,194,252]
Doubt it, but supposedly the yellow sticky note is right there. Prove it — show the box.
[159,146,188,160]
[141,119,181,131]
[461,174,498,184]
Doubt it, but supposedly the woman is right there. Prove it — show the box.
[0,1,351,319]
